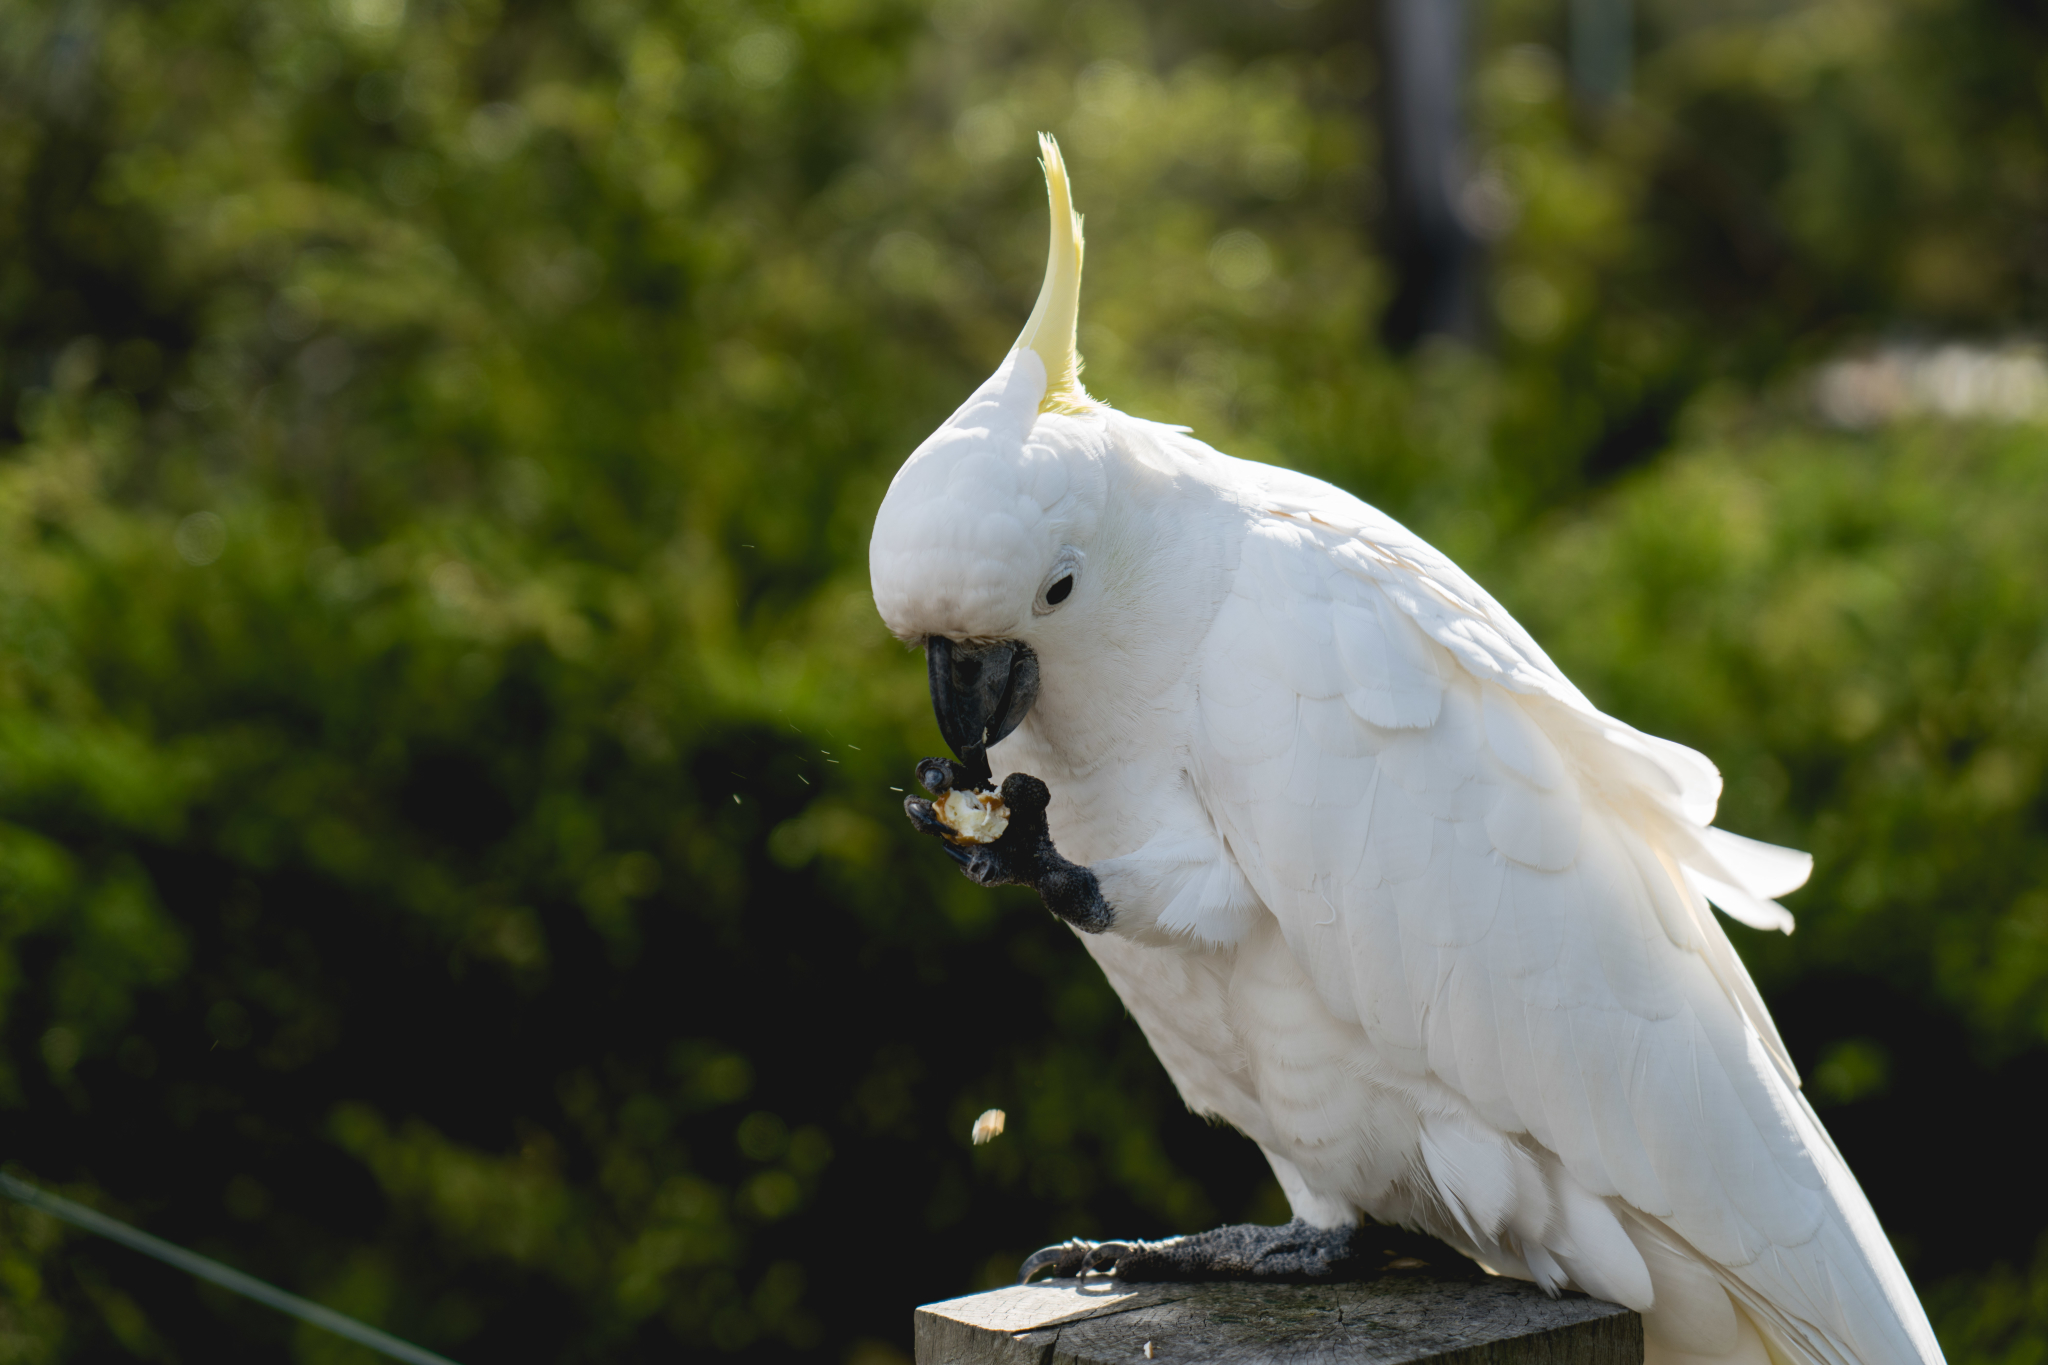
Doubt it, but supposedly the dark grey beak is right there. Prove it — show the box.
[926,636,1041,788]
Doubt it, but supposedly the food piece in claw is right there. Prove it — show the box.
[905,759,1117,934]
[935,787,1010,844]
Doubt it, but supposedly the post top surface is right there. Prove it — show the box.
[915,1274,1641,1365]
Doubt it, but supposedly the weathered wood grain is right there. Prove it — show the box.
[916,1275,1642,1365]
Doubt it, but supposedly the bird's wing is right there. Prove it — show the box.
[1190,473,1938,1365]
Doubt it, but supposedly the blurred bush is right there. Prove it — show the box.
[2,0,2046,1361]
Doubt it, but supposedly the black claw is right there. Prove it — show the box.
[1017,1247,1061,1284]
[996,771,1051,817]
[1083,1242,1132,1274]
[904,796,945,837]
[917,756,975,796]
[901,762,1116,934]
[1019,1239,1093,1284]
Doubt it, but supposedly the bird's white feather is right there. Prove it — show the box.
[870,143,1941,1365]
[1169,474,1938,1365]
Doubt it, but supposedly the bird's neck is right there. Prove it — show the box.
[996,423,1250,860]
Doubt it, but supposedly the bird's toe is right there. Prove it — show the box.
[905,796,947,838]
[1081,1241,1133,1275]
[917,756,972,796]
[1019,1238,1097,1284]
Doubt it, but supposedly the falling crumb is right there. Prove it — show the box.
[971,1108,1006,1144]
[732,795,741,805]
[1144,1343,1155,1359]
[1385,1256,1427,1270]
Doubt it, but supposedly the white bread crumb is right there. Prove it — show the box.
[936,788,1009,843]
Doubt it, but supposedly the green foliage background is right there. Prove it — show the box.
[4,0,2048,1361]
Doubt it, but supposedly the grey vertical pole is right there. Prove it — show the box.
[1378,0,1481,350]
[1570,0,1632,105]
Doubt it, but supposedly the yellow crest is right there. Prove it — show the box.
[1013,134,1095,416]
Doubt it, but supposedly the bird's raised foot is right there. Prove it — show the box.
[903,759,1114,933]
[1018,1218,1477,1284]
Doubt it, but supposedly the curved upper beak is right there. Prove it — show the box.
[926,636,1041,788]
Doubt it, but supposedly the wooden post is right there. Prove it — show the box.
[916,1275,1642,1365]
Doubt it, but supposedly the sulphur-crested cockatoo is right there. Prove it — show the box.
[869,136,1942,1365]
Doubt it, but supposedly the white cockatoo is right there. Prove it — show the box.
[868,136,1943,1365]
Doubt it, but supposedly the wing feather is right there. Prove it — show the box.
[1191,498,1940,1365]
[1444,951,1517,1129]
[1337,594,1445,727]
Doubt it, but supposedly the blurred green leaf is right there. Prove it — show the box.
[4,0,2048,1361]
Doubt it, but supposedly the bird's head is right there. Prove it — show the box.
[869,135,1122,785]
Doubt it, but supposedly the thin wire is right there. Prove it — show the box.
[0,1172,461,1365]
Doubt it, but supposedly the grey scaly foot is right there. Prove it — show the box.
[904,759,1115,933]
[1017,1218,1477,1284]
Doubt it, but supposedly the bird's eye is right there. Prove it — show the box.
[1033,549,1084,615]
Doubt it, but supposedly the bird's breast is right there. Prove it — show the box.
[995,675,1201,868]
